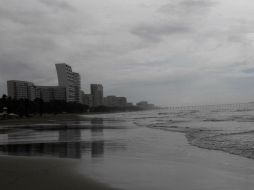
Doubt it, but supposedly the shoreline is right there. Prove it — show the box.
[1,113,254,163]
[0,155,118,190]
[185,129,254,160]
[148,125,254,160]
[0,111,144,126]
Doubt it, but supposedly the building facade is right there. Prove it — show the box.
[136,101,155,110]
[90,84,103,107]
[36,86,66,102]
[7,80,66,102]
[73,72,81,103]
[81,91,93,107]
[55,63,80,103]
[103,96,127,107]
[116,97,127,107]
[7,80,36,101]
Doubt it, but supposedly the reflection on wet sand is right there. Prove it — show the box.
[0,118,126,159]
[91,118,104,157]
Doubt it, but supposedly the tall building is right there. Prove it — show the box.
[73,72,81,103]
[81,91,93,107]
[90,84,103,107]
[36,86,66,102]
[55,63,81,102]
[7,80,36,101]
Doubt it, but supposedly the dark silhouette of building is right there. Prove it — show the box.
[90,84,103,106]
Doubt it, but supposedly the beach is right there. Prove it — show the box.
[0,109,254,190]
[0,114,82,125]
[0,155,117,190]
[0,114,118,190]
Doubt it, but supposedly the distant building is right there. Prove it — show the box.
[7,80,66,102]
[73,72,81,103]
[80,90,85,104]
[81,91,93,107]
[55,63,81,103]
[117,97,127,107]
[90,84,103,106]
[126,102,134,107]
[103,96,127,107]
[136,101,155,110]
[7,80,36,101]
[36,86,66,102]
[103,96,117,107]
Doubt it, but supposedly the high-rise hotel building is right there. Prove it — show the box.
[90,84,103,106]
[55,63,81,102]
[73,72,81,103]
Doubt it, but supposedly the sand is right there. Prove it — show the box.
[0,114,82,126]
[0,155,118,190]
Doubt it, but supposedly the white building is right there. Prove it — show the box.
[7,80,36,101]
[55,63,81,103]
[7,80,66,102]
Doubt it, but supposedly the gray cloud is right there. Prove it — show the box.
[242,68,254,74]
[39,0,75,12]
[131,22,191,42]
[0,57,43,81]
[131,0,216,44]
[1,0,254,105]
[158,0,216,15]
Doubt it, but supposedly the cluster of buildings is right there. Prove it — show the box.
[6,63,155,109]
[7,63,79,103]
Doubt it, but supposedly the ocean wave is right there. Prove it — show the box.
[185,129,254,159]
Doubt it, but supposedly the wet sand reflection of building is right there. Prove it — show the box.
[91,118,104,157]
[0,127,83,159]
[0,118,126,159]
[58,128,82,158]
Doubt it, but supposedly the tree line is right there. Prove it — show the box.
[0,95,88,117]
[0,95,142,117]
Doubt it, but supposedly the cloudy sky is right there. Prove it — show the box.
[1,0,254,106]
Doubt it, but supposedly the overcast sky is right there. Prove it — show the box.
[1,0,254,106]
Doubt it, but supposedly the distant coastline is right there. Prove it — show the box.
[0,108,161,126]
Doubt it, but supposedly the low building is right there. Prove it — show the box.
[104,96,127,107]
[36,86,66,102]
[126,102,134,107]
[136,101,155,110]
[116,97,127,107]
[81,91,93,107]
[103,96,117,107]
[7,80,66,102]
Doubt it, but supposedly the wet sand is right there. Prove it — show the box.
[0,114,81,126]
[1,109,254,190]
[0,155,118,190]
